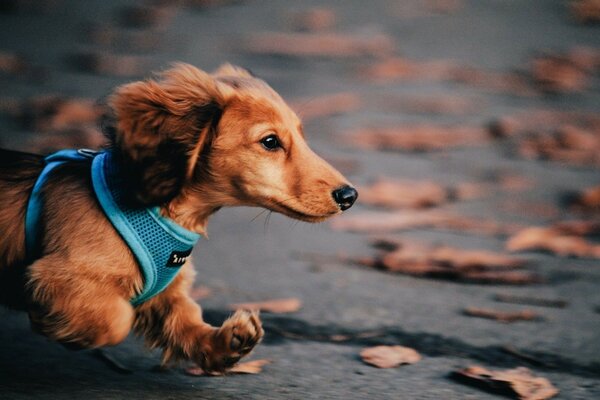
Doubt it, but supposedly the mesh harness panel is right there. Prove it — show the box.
[25,149,201,305]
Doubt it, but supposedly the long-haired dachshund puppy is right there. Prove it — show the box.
[0,63,357,373]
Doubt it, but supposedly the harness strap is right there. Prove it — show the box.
[25,149,201,305]
[25,149,96,257]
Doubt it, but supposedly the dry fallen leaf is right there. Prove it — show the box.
[360,57,536,96]
[67,52,147,77]
[376,94,482,116]
[190,285,212,301]
[451,365,559,400]
[530,53,591,93]
[462,307,542,323]
[230,298,302,314]
[241,32,395,58]
[507,224,600,259]
[185,359,272,377]
[288,7,336,32]
[290,92,361,122]
[565,185,600,212]
[349,125,488,152]
[570,0,600,24]
[349,238,539,285]
[489,107,600,167]
[360,345,421,368]
[331,209,521,237]
[357,179,449,209]
[117,4,175,29]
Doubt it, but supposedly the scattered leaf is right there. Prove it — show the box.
[185,359,272,377]
[229,359,272,374]
[350,238,539,285]
[462,307,542,323]
[357,179,449,209]
[230,298,302,314]
[376,94,482,116]
[360,57,536,96]
[349,125,488,152]
[493,293,568,309]
[67,52,147,77]
[360,345,421,368]
[331,209,522,236]
[290,92,361,122]
[241,32,395,58]
[564,185,600,213]
[190,285,212,300]
[569,0,600,24]
[288,7,336,32]
[117,5,175,29]
[529,49,600,93]
[450,365,559,400]
[507,223,600,258]
[88,25,163,52]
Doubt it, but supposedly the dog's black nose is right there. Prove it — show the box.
[332,186,358,211]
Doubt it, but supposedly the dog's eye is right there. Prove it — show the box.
[260,135,281,151]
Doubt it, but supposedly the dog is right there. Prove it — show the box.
[0,63,357,373]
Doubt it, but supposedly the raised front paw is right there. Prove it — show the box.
[199,310,264,373]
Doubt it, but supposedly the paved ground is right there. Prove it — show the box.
[0,1,599,399]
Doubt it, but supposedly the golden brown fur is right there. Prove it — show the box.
[0,63,355,372]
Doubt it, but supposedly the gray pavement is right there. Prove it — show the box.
[1,1,599,399]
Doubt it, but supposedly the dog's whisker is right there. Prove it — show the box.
[250,209,268,223]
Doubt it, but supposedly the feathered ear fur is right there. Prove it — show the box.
[109,63,224,206]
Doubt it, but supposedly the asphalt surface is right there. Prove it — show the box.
[0,1,599,399]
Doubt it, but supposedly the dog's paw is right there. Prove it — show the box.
[200,310,264,373]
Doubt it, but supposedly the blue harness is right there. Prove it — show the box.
[25,149,201,305]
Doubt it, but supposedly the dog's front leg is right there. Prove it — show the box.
[26,255,135,348]
[134,262,264,373]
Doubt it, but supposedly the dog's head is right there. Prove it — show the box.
[108,63,357,229]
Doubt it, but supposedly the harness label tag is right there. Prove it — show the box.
[167,248,192,267]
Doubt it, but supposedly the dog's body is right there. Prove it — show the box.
[0,63,356,373]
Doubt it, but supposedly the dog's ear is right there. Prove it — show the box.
[109,63,224,206]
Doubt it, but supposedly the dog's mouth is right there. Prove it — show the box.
[269,200,339,223]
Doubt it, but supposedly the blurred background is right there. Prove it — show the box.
[0,0,599,399]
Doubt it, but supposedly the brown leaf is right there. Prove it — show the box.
[349,124,488,152]
[190,285,212,301]
[360,345,421,368]
[376,94,482,116]
[117,5,175,29]
[530,53,591,93]
[357,179,448,209]
[288,7,336,32]
[506,224,600,259]
[353,239,539,285]
[360,57,536,96]
[565,185,600,212]
[489,108,600,167]
[10,95,104,132]
[241,32,395,59]
[229,298,302,314]
[185,359,271,377]
[229,359,272,374]
[290,92,361,122]
[570,0,600,24]
[331,210,521,236]
[451,365,559,400]
[67,52,147,77]
[0,51,28,75]
[462,307,542,323]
